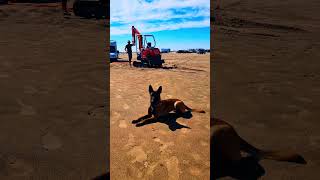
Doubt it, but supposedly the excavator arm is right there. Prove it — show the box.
[132,26,143,52]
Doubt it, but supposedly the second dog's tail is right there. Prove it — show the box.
[239,136,307,164]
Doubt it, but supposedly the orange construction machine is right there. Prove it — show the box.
[131,26,164,67]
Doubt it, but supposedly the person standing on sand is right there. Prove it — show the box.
[125,40,133,67]
[62,0,71,16]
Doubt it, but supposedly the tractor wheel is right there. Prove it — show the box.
[134,61,144,67]
[142,62,148,68]
[144,59,151,68]
[146,55,153,68]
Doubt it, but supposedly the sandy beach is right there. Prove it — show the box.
[110,53,210,179]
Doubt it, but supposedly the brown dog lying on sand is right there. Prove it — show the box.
[211,118,306,180]
[132,85,205,127]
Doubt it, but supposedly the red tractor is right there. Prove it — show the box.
[131,26,164,67]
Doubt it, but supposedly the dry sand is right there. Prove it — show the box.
[213,0,320,179]
[0,3,108,179]
[110,53,210,179]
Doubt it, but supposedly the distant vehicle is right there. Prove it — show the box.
[188,49,197,53]
[197,49,206,54]
[176,50,192,53]
[161,48,171,53]
[110,40,119,61]
[73,0,108,19]
[176,50,186,53]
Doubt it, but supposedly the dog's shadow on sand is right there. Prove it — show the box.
[92,172,110,180]
[132,112,193,131]
[212,156,266,180]
[110,58,129,63]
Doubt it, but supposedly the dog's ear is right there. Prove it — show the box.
[149,85,154,93]
[157,86,162,94]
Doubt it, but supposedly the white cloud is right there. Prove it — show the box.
[110,0,210,35]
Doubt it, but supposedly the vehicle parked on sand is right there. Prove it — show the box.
[188,49,197,53]
[110,40,119,62]
[176,50,192,53]
[161,48,170,53]
[197,48,206,54]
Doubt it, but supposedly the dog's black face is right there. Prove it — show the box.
[149,85,162,105]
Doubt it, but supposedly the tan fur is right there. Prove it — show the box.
[152,99,204,117]
[153,99,205,118]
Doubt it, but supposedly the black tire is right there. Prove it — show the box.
[142,62,148,68]
[150,54,162,67]
[146,56,152,68]
[73,1,81,16]
[146,60,151,68]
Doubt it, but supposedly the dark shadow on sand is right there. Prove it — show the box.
[132,112,192,131]
[131,61,177,69]
[110,58,130,63]
[92,172,110,180]
[12,0,61,3]
[211,118,266,180]
[211,156,265,180]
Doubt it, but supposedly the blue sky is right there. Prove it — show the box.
[110,0,210,51]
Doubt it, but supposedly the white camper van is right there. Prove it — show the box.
[110,40,119,61]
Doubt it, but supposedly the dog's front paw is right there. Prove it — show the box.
[136,123,143,127]
[132,119,140,124]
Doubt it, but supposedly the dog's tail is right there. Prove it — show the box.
[239,136,307,164]
[190,108,206,113]
[191,109,206,113]
[185,105,205,113]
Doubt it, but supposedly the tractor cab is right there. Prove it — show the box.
[144,35,156,49]
[137,34,156,60]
